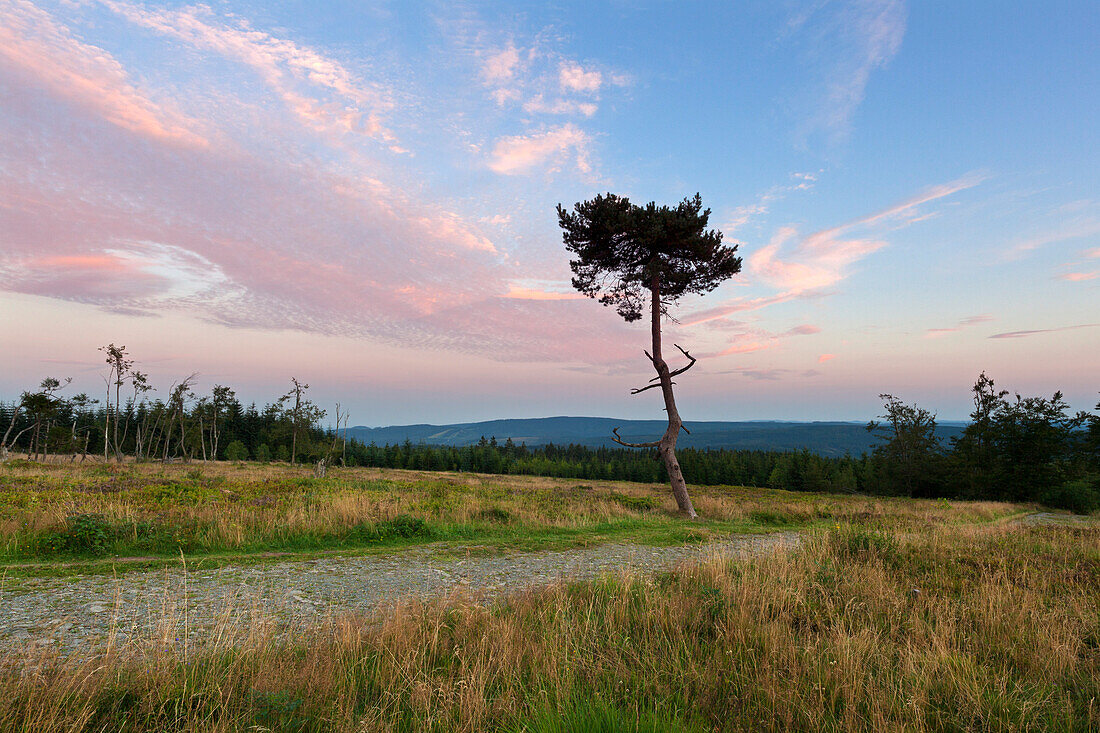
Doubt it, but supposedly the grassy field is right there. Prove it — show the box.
[2,460,1096,732]
[0,459,1020,573]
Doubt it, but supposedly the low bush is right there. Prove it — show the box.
[608,492,659,512]
[1040,478,1100,515]
[37,513,114,556]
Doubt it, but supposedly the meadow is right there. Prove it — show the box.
[0,460,1019,571]
[1,460,1097,732]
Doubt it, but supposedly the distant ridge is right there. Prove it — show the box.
[346,416,967,457]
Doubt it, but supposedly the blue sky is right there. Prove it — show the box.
[0,0,1096,424]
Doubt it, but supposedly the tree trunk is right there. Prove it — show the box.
[650,275,697,518]
[1,403,22,458]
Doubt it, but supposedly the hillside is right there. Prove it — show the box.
[346,416,967,457]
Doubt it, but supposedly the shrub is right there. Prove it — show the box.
[38,513,115,556]
[1039,478,1100,515]
[379,515,431,539]
[478,506,512,523]
[225,440,249,461]
[255,444,273,463]
[749,509,799,526]
[347,515,431,544]
[608,492,658,512]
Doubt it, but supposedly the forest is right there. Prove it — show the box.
[2,350,1097,512]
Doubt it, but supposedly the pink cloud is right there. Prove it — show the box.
[482,45,521,82]
[487,124,591,175]
[1057,271,1097,282]
[685,174,984,328]
[99,0,395,143]
[1085,247,1100,259]
[818,353,835,363]
[523,95,598,117]
[502,287,584,301]
[0,0,206,147]
[559,63,602,93]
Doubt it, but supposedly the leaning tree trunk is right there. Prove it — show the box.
[650,276,697,518]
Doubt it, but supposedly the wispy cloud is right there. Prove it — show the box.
[482,44,521,82]
[686,173,984,328]
[713,366,822,381]
[697,323,821,358]
[99,0,396,144]
[790,0,908,141]
[725,171,821,234]
[0,2,639,365]
[1008,209,1100,258]
[1056,271,1098,282]
[989,324,1099,340]
[925,313,993,338]
[0,0,207,147]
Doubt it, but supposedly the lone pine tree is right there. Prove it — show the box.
[557,193,742,517]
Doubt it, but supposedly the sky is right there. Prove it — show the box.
[1,0,1097,425]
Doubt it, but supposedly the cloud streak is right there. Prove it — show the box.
[925,313,993,338]
[988,324,1099,340]
[791,0,908,141]
[0,0,207,146]
[683,173,983,329]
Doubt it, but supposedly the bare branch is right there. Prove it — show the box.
[630,381,675,395]
[611,427,661,448]
[680,424,691,435]
[667,344,697,378]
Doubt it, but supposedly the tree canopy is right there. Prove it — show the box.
[557,193,742,322]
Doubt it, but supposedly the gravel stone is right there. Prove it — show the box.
[0,533,798,651]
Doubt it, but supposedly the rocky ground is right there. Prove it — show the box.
[0,532,799,654]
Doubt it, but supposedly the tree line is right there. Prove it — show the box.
[1,356,1097,511]
[0,344,347,468]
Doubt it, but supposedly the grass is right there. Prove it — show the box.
[0,460,1022,575]
[1,520,1096,731]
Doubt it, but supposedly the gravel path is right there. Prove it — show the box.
[0,533,798,652]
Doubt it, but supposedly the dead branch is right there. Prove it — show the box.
[611,426,661,448]
[667,344,697,378]
[630,380,676,395]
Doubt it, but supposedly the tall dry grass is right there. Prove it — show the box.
[2,521,1096,732]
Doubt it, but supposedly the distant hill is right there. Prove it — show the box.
[346,416,967,457]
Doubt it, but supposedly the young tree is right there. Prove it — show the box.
[279,378,325,465]
[557,193,742,517]
[99,344,133,462]
[867,394,943,496]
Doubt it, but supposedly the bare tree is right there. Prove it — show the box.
[68,393,99,462]
[99,344,133,462]
[558,193,741,517]
[1,399,24,461]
